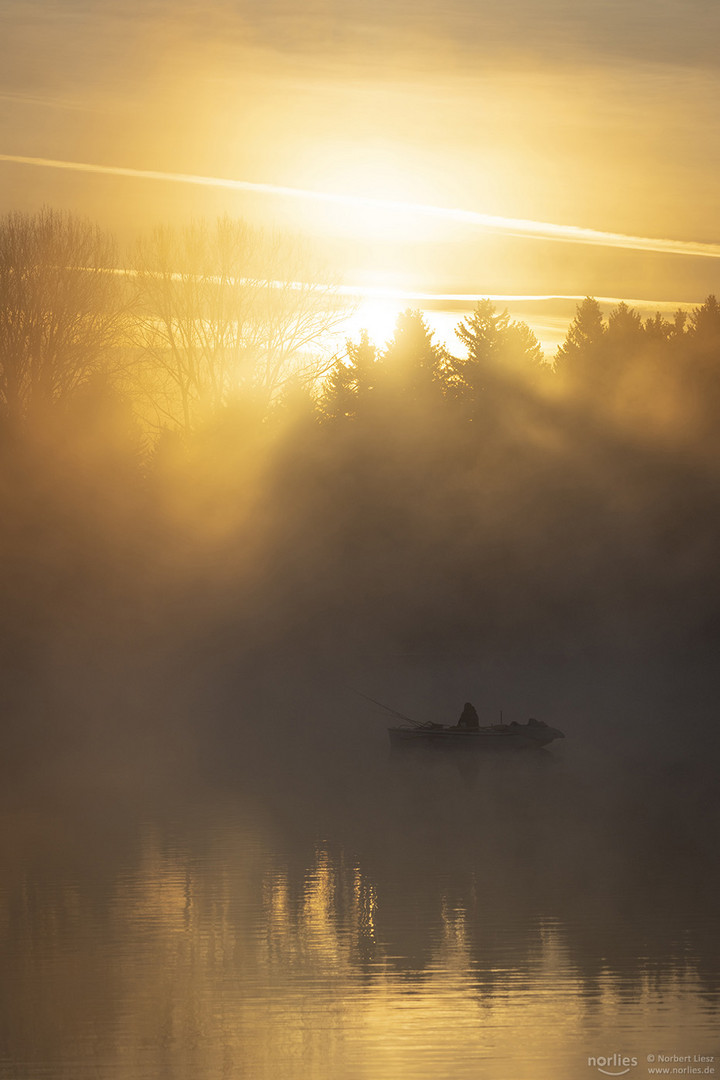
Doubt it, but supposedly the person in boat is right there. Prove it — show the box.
[457,702,480,730]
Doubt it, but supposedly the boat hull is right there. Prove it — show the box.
[388,723,564,751]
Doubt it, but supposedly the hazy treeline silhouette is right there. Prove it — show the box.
[2,208,720,763]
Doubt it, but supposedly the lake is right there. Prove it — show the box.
[1,702,718,1080]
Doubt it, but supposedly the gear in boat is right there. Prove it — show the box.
[388,701,565,750]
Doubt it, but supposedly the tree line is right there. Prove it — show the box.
[0,209,344,439]
[2,208,720,666]
[3,209,720,450]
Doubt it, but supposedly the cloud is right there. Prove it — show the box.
[4,0,720,76]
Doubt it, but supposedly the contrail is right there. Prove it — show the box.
[0,94,92,112]
[337,285,701,310]
[2,152,720,259]
[99,270,706,315]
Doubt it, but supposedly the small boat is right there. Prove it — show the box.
[388,717,565,751]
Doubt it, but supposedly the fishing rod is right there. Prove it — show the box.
[351,689,430,729]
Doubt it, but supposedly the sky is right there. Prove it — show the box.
[2,0,720,350]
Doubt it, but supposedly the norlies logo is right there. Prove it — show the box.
[588,1053,639,1076]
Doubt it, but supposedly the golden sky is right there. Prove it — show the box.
[2,0,720,344]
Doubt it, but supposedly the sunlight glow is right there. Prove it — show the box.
[295,144,448,241]
[344,297,404,347]
[3,154,720,259]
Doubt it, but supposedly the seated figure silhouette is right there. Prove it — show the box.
[457,702,480,730]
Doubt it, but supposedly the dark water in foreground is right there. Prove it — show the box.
[1,712,718,1080]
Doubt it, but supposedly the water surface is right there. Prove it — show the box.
[1,719,718,1080]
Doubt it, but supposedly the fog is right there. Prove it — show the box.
[3,221,720,789]
[1,210,719,1078]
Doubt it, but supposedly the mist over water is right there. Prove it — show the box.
[1,213,720,1078]
[2,574,719,1079]
[2,650,719,1079]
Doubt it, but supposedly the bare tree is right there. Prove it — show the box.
[0,209,128,425]
[132,218,346,434]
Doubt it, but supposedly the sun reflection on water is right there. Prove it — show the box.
[0,811,717,1080]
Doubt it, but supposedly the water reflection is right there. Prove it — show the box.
[0,746,718,1080]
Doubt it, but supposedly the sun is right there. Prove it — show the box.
[342,296,404,349]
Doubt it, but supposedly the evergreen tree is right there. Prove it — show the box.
[455,300,511,369]
[685,296,720,433]
[689,295,720,344]
[644,312,671,343]
[377,310,450,404]
[554,297,606,386]
[452,300,544,401]
[319,330,377,421]
[671,309,688,338]
[601,302,644,387]
[607,302,643,345]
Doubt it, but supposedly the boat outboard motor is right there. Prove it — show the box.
[524,718,565,746]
